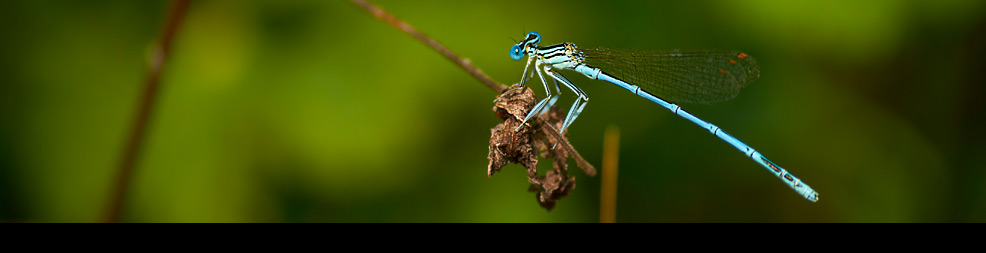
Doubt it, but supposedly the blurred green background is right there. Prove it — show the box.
[1,0,984,222]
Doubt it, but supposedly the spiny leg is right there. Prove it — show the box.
[560,100,584,133]
[562,98,587,133]
[494,86,525,103]
[540,77,562,116]
[519,55,533,86]
[494,56,535,102]
[568,100,587,131]
[514,60,554,131]
[545,69,588,133]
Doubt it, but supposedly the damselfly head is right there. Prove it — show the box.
[509,31,541,61]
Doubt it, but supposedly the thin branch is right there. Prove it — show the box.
[542,122,596,177]
[349,0,507,93]
[104,0,190,223]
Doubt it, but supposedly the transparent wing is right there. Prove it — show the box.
[581,47,760,104]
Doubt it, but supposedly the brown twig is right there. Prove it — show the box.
[350,0,597,209]
[541,122,597,177]
[104,0,189,223]
[349,0,506,93]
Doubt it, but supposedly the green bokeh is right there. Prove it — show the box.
[1,0,984,222]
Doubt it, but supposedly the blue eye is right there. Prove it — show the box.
[510,44,524,61]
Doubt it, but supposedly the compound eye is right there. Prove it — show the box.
[509,44,524,61]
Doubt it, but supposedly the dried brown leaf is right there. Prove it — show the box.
[487,84,596,210]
